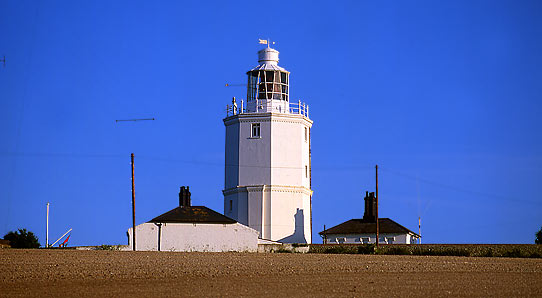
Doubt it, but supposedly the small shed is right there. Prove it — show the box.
[127,186,259,252]
[319,192,420,244]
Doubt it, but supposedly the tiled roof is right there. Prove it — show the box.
[319,218,419,237]
[148,206,237,224]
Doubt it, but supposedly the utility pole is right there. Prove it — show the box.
[375,165,379,249]
[131,153,136,251]
[46,202,49,248]
[418,217,422,244]
[115,117,154,251]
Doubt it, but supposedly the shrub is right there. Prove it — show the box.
[410,246,470,257]
[381,246,410,255]
[536,227,542,245]
[528,251,541,258]
[3,229,40,248]
[324,246,357,254]
[275,248,292,253]
[482,248,494,257]
[502,248,525,258]
[96,245,119,251]
[357,244,376,254]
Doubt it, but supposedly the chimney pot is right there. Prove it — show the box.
[179,186,191,207]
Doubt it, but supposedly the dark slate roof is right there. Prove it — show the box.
[148,206,237,224]
[319,218,420,237]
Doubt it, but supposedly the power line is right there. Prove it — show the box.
[0,152,125,159]
[115,118,155,122]
[1,151,538,205]
[380,166,539,205]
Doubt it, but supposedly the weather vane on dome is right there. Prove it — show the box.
[258,38,275,48]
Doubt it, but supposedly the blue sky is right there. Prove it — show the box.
[1,0,541,246]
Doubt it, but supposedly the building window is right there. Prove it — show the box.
[304,127,307,142]
[251,123,260,138]
[229,200,232,212]
[305,165,308,178]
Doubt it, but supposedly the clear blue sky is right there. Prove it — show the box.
[1,0,541,246]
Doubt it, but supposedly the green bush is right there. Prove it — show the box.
[96,244,119,251]
[380,246,410,255]
[410,247,470,257]
[310,244,540,258]
[275,248,292,253]
[3,229,40,248]
[502,248,525,258]
[324,246,356,254]
[528,251,541,258]
[357,244,376,254]
[482,248,494,257]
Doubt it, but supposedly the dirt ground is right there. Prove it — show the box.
[1,249,541,297]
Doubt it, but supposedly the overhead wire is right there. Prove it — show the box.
[380,166,539,206]
[1,151,538,206]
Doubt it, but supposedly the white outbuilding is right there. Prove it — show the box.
[127,187,259,252]
[223,45,313,244]
[319,192,420,244]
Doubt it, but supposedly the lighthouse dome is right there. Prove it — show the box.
[258,47,279,64]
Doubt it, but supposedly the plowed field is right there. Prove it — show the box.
[1,249,541,297]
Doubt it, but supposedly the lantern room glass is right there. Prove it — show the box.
[247,70,289,103]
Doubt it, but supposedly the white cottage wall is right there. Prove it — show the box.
[324,233,416,244]
[127,222,259,252]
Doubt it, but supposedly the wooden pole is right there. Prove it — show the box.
[375,165,379,249]
[131,153,136,251]
[419,217,422,244]
[323,224,327,245]
[46,202,49,248]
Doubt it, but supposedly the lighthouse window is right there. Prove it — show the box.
[251,123,261,138]
[266,71,275,82]
[281,72,287,84]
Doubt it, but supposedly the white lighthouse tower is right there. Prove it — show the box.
[223,44,313,243]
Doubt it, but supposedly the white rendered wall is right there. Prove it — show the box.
[323,233,417,244]
[127,222,259,252]
[223,112,313,243]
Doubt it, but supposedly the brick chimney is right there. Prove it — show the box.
[179,186,191,207]
[363,191,376,222]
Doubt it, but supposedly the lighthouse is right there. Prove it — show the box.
[223,44,313,243]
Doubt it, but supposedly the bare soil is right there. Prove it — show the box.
[1,249,541,297]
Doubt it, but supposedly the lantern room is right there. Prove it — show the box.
[246,47,290,113]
